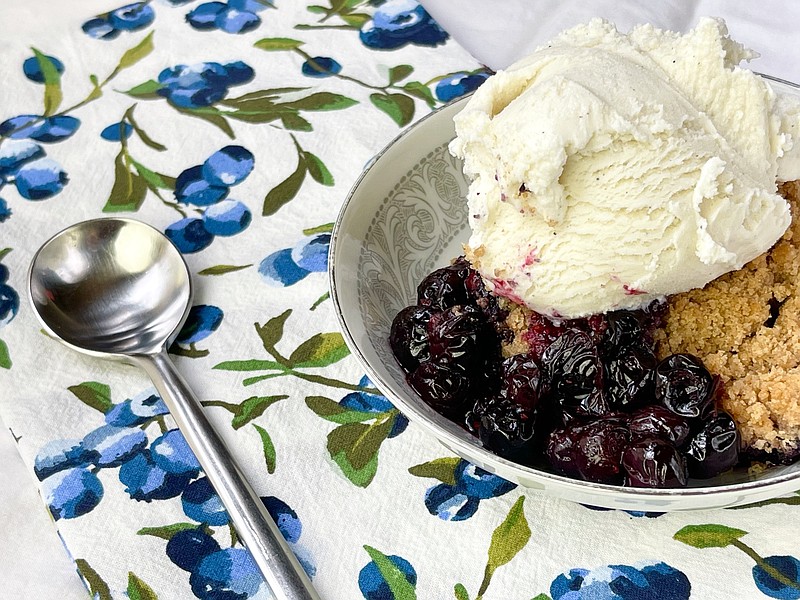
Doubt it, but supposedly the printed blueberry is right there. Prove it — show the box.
[82,424,148,467]
[22,55,64,83]
[186,2,227,30]
[190,548,264,599]
[202,199,252,236]
[228,0,271,12]
[175,165,229,206]
[359,553,417,600]
[0,199,10,222]
[202,145,255,186]
[33,439,88,480]
[360,0,448,50]
[0,283,20,326]
[753,555,800,600]
[424,483,479,521]
[43,467,104,520]
[100,122,133,141]
[435,71,490,102]
[291,543,317,579]
[107,389,168,426]
[14,158,69,200]
[550,562,691,600]
[182,476,230,525]
[291,233,330,273]
[219,60,255,85]
[119,449,195,501]
[157,63,230,109]
[109,3,155,31]
[175,304,224,345]
[258,248,310,286]
[166,528,221,572]
[0,115,45,140]
[151,429,201,476]
[165,217,215,254]
[81,16,120,40]
[0,264,8,283]
[215,7,261,33]
[301,57,342,78]
[261,496,301,543]
[0,139,45,177]
[339,375,408,438]
[454,461,515,499]
[31,116,81,143]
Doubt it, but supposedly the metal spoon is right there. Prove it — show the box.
[28,217,320,600]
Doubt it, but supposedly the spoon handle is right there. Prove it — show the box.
[134,350,321,600]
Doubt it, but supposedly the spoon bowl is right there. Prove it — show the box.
[29,218,318,600]
[29,218,191,356]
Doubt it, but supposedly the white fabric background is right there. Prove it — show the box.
[2,1,799,597]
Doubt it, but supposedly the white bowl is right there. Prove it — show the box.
[329,78,800,511]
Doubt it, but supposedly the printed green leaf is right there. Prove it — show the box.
[125,79,163,99]
[127,110,166,151]
[340,12,370,27]
[225,87,308,104]
[401,81,436,108]
[408,457,460,486]
[137,523,206,540]
[103,150,148,212]
[673,524,748,549]
[255,310,292,356]
[305,395,381,424]
[254,37,305,51]
[454,583,470,600]
[131,159,173,190]
[388,64,414,84]
[213,359,285,372]
[175,107,236,139]
[290,332,349,368]
[0,248,11,261]
[198,264,252,276]
[231,395,287,430]
[117,31,154,71]
[303,151,333,185]
[253,423,276,474]
[32,48,62,116]
[328,415,394,471]
[68,381,113,414]
[76,558,112,600]
[263,160,306,216]
[370,92,415,126]
[477,496,531,598]
[302,223,334,235]
[86,74,103,101]
[280,113,313,131]
[364,546,417,599]
[127,572,158,600]
[281,92,358,112]
[331,444,378,487]
[531,594,552,600]
[0,339,11,369]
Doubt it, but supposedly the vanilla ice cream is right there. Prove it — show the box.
[450,17,800,318]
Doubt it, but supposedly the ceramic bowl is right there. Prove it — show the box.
[329,77,800,511]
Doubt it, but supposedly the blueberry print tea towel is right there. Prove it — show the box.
[0,1,799,599]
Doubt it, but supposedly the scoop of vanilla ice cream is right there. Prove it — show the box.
[449,17,800,318]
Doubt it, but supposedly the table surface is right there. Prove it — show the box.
[0,0,800,600]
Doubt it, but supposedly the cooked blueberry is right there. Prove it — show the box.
[389,305,433,371]
[546,416,629,484]
[600,310,647,358]
[522,311,565,360]
[542,329,609,419]
[685,411,740,478]
[654,353,715,419]
[427,305,489,370]
[416,261,472,310]
[407,361,471,416]
[628,405,691,447]
[473,397,535,463]
[499,353,546,412]
[604,345,656,411]
[622,438,687,488]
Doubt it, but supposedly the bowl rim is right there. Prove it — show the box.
[329,72,800,504]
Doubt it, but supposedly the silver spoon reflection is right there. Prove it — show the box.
[29,218,319,600]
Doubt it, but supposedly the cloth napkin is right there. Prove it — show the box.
[1,2,799,600]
